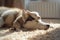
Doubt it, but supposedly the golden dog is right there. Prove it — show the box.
[0,7,50,31]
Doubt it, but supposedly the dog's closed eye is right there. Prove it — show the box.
[26,15,35,21]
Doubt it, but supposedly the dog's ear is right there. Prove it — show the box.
[22,10,30,22]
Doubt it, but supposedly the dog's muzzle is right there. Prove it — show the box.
[38,19,50,30]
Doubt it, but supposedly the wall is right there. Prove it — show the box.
[25,0,60,18]
[24,0,30,9]
[13,0,24,9]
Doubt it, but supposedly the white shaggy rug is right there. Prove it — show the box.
[0,23,60,40]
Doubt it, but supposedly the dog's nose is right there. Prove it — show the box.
[45,25,50,30]
[46,25,50,27]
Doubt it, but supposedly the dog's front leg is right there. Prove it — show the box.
[12,22,21,31]
[12,14,22,31]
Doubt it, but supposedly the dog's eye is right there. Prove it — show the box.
[27,16,35,21]
[25,15,35,23]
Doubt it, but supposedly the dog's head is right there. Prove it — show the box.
[22,10,40,22]
[22,10,50,30]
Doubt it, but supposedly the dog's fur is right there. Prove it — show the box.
[0,7,50,31]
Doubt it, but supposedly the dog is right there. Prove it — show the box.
[23,11,50,30]
[0,7,50,31]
